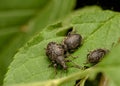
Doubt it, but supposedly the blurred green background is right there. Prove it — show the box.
[0,0,76,85]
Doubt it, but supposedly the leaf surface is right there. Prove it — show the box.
[4,7,120,86]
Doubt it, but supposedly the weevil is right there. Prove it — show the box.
[87,49,109,64]
[63,32,82,53]
[46,42,68,70]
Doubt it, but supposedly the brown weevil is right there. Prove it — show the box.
[87,49,109,64]
[63,33,82,53]
[46,42,68,70]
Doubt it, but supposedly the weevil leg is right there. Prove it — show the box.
[48,61,55,67]
[65,60,83,69]
[65,59,72,62]
[61,37,66,44]
[64,52,70,58]
[65,53,78,59]
[48,63,53,67]
[65,52,78,59]
[53,63,57,74]
[70,55,78,59]
[70,65,83,69]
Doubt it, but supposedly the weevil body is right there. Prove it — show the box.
[87,49,109,63]
[63,33,82,52]
[46,42,67,70]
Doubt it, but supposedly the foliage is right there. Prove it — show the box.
[0,0,76,85]
[1,0,120,86]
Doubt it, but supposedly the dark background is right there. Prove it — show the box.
[75,0,120,11]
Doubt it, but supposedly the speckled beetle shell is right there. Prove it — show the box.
[63,33,82,52]
[87,49,109,63]
[46,42,67,70]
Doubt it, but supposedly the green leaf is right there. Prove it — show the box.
[7,43,120,86]
[4,7,120,86]
[0,0,76,85]
[96,44,120,86]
